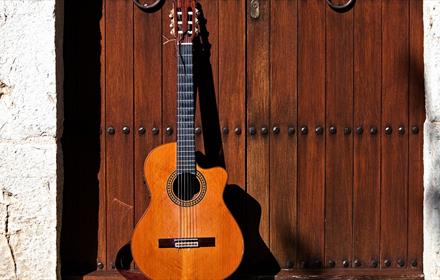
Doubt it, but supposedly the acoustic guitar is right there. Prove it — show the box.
[131,1,244,279]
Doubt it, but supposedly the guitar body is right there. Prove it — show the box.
[131,143,244,279]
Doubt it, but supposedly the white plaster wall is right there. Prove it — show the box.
[0,0,62,279]
[425,1,440,279]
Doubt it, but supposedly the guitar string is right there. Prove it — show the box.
[178,33,197,242]
[179,40,190,240]
[177,42,180,240]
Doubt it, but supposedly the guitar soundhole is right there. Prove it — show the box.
[167,171,207,207]
[172,173,200,201]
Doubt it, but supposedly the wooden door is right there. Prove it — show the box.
[96,0,424,278]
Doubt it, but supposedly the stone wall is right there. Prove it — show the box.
[425,1,440,279]
[0,0,62,279]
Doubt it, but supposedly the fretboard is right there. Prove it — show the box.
[177,43,195,175]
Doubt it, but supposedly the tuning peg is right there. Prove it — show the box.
[170,29,175,36]
[195,28,199,34]
[195,8,200,16]
[169,23,174,28]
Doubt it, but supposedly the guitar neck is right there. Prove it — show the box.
[176,43,195,174]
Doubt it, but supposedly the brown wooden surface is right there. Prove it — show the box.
[105,0,134,268]
[85,0,426,277]
[381,0,409,269]
[162,0,177,144]
[325,0,354,268]
[219,0,246,187]
[297,0,326,267]
[134,4,163,224]
[353,0,382,268]
[269,0,298,269]
[247,0,270,245]
[98,0,107,270]
[408,0,424,270]
[83,269,424,280]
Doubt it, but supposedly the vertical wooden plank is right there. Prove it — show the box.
[194,0,219,154]
[133,7,162,222]
[162,1,177,144]
[98,0,107,270]
[219,0,246,187]
[297,0,326,268]
[381,0,409,268]
[408,0,424,270]
[269,0,297,268]
[353,0,382,267]
[325,0,354,268]
[247,0,270,245]
[199,0,218,104]
[105,0,134,268]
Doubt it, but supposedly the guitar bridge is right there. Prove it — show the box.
[158,237,215,249]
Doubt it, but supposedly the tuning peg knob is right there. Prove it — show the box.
[170,29,175,36]
[195,28,199,34]
[195,9,200,16]
[169,12,173,19]
[169,23,174,28]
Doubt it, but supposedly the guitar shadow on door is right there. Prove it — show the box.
[193,4,280,279]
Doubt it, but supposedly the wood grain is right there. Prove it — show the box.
[162,0,177,144]
[353,0,382,268]
[297,0,326,268]
[133,4,163,224]
[105,0,134,268]
[408,0,424,270]
[98,0,107,270]
[194,0,219,155]
[247,0,270,245]
[381,0,409,269]
[84,268,424,280]
[218,0,246,187]
[269,0,298,269]
[94,0,426,276]
[131,143,244,279]
[325,0,354,268]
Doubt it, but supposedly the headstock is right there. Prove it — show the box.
[169,0,200,43]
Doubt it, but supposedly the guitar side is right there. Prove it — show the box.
[131,143,244,279]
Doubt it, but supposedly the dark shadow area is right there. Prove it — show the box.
[193,4,281,279]
[60,0,102,277]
